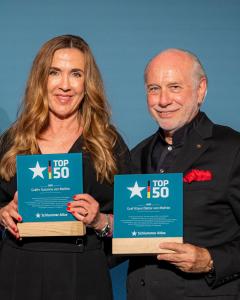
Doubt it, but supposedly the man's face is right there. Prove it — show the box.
[146,51,206,137]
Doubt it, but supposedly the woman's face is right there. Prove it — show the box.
[47,48,85,120]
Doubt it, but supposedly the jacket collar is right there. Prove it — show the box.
[168,112,213,173]
[142,112,214,174]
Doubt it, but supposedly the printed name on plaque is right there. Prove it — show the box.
[16,153,85,237]
[113,173,183,254]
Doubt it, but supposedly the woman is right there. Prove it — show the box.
[0,34,130,300]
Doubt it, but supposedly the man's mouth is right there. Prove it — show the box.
[154,108,178,117]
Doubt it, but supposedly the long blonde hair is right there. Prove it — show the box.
[0,35,118,183]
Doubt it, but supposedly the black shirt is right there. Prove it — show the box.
[151,111,204,173]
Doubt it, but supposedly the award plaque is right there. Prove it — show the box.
[113,173,183,254]
[16,153,86,237]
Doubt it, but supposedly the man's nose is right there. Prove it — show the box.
[158,91,172,107]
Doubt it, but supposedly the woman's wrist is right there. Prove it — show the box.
[91,213,106,230]
[94,213,113,237]
[0,208,4,226]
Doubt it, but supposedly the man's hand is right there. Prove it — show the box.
[157,242,212,273]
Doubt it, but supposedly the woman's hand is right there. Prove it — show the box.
[67,194,108,231]
[0,192,22,239]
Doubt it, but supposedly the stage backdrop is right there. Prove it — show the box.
[1,1,240,299]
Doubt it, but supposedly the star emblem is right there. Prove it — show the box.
[36,213,41,218]
[29,161,46,179]
[127,181,146,198]
[132,230,137,236]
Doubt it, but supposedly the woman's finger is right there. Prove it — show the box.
[72,193,96,204]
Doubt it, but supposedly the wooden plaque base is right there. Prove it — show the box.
[17,221,86,237]
[112,237,183,254]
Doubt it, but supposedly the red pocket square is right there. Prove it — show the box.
[183,169,213,183]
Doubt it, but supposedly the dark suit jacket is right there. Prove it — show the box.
[128,113,240,300]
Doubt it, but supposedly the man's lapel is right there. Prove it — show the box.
[168,113,214,174]
[168,131,210,174]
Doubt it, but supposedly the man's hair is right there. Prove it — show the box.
[144,48,208,88]
[0,34,118,183]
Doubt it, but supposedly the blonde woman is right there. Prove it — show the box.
[0,35,130,300]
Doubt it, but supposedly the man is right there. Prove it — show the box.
[128,49,240,300]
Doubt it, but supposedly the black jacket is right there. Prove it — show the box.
[128,113,240,299]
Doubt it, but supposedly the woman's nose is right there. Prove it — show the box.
[59,74,71,91]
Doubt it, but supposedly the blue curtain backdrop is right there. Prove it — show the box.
[1,1,240,299]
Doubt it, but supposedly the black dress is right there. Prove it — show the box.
[0,134,130,300]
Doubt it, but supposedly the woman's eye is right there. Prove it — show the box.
[49,69,58,76]
[72,72,82,78]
